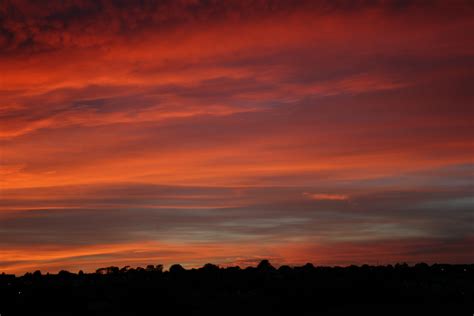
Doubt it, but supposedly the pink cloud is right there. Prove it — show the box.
[303,192,349,201]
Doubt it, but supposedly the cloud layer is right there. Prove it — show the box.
[1,0,473,274]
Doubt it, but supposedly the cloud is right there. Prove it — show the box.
[303,192,348,201]
[1,178,471,243]
[0,0,473,274]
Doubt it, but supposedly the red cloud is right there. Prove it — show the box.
[1,0,473,274]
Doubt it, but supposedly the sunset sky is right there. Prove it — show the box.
[1,0,473,274]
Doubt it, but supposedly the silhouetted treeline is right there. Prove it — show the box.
[1,261,473,316]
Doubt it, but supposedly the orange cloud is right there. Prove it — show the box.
[1,0,473,274]
[303,193,349,201]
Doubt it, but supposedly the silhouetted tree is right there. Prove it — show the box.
[155,264,164,273]
[257,259,275,272]
[169,264,185,274]
[96,267,107,275]
[278,265,292,274]
[96,266,119,275]
[202,263,220,272]
[302,263,314,270]
[2,262,473,316]
[58,270,72,278]
[146,264,155,272]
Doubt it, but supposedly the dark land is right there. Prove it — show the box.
[1,261,473,316]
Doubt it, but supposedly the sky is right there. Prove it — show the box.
[0,0,473,274]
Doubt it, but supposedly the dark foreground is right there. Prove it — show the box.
[1,261,473,316]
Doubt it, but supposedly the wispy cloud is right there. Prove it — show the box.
[1,0,473,273]
[303,192,349,201]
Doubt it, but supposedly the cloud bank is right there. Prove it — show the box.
[1,0,473,273]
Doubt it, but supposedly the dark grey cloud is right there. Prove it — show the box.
[1,172,472,247]
[2,0,472,55]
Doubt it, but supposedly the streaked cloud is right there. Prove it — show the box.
[303,192,349,201]
[0,0,473,273]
